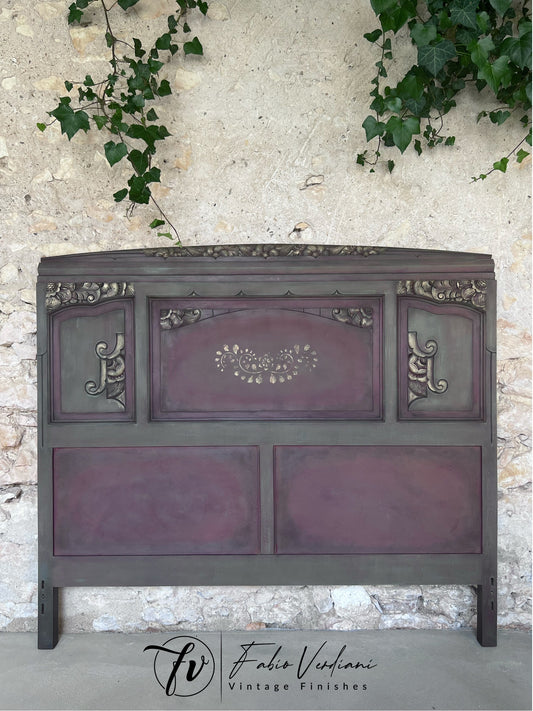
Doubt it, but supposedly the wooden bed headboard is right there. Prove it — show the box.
[37,245,497,648]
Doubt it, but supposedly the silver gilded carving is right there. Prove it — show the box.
[408,331,448,406]
[398,279,487,310]
[84,332,126,408]
[215,343,318,384]
[332,307,373,328]
[46,282,134,312]
[160,308,202,329]
[145,244,386,259]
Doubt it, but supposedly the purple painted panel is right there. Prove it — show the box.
[151,298,382,419]
[274,446,481,554]
[53,446,260,555]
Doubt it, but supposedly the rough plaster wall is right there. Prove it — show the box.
[0,0,530,634]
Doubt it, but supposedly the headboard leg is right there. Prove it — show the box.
[476,576,497,647]
[38,582,59,649]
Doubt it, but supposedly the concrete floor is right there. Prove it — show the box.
[0,629,530,710]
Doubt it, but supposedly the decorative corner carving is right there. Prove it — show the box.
[408,331,448,406]
[84,332,126,409]
[144,244,386,259]
[215,343,318,384]
[332,307,373,328]
[397,280,487,310]
[46,282,134,312]
[160,308,202,330]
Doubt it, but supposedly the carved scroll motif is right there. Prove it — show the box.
[160,308,202,329]
[398,280,487,310]
[84,332,126,409]
[332,307,373,328]
[145,244,386,259]
[408,331,448,406]
[46,282,134,312]
[215,344,318,384]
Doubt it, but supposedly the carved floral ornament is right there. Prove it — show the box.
[407,331,448,407]
[397,279,487,310]
[145,244,386,259]
[84,332,126,409]
[46,282,134,312]
[215,344,318,385]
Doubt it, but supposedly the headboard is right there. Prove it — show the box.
[37,245,497,648]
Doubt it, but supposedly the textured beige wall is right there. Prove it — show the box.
[0,0,530,633]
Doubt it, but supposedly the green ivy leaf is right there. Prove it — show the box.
[505,33,531,70]
[184,36,204,55]
[49,102,90,140]
[370,0,397,15]
[387,159,395,172]
[198,1,208,15]
[362,115,386,141]
[144,167,161,183]
[155,33,172,50]
[150,219,166,229]
[386,115,420,153]
[157,79,172,96]
[93,115,108,129]
[516,148,529,163]
[492,156,509,172]
[64,80,73,92]
[477,55,512,93]
[104,141,128,166]
[364,29,383,43]
[488,0,511,15]
[380,2,417,33]
[450,0,479,30]
[117,0,141,9]
[418,39,456,76]
[183,22,191,33]
[445,136,456,145]
[489,110,511,125]
[113,188,128,202]
[384,96,403,113]
[67,3,83,24]
[146,108,158,121]
[128,175,151,204]
[127,148,149,175]
[469,36,496,68]
[37,123,47,132]
[133,38,145,58]
[414,139,422,155]
[410,22,437,47]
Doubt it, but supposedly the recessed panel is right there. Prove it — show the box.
[50,300,134,421]
[151,298,382,419]
[53,446,260,555]
[398,299,483,420]
[274,445,482,554]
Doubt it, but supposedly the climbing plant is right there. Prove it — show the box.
[38,0,208,241]
[357,0,532,178]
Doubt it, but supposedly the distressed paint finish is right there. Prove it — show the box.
[151,297,382,419]
[53,446,260,556]
[273,445,482,555]
[37,246,497,649]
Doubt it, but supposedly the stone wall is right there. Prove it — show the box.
[0,0,530,634]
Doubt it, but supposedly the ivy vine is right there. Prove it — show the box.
[357,0,532,178]
[38,0,208,241]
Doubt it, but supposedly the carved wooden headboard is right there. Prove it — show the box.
[37,245,497,648]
